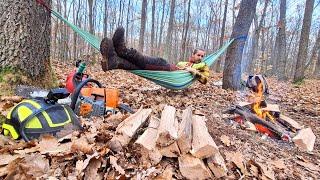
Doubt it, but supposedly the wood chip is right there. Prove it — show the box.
[220,135,231,147]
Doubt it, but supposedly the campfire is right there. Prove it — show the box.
[224,75,316,151]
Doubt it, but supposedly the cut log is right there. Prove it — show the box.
[109,108,152,152]
[159,141,180,157]
[134,116,162,165]
[292,128,316,151]
[207,152,227,178]
[190,115,219,159]
[156,105,178,146]
[261,104,280,113]
[178,154,213,180]
[177,107,193,154]
[155,164,174,180]
[278,114,302,131]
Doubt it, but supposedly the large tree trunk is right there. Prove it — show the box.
[293,0,315,82]
[138,0,147,52]
[276,0,287,80]
[222,0,258,90]
[0,0,52,85]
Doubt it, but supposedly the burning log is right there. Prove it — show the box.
[225,105,289,139]
[278,114,302,132]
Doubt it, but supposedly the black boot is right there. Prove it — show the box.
[112,27,175,71]
[100,37,139,71]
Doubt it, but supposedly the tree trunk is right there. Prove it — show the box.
[314,49,320,78]
[248,0,269,74]
[103,0,108,37]
[0,0,53,85]
[305,28,320,74]
[126,0,131,44]
[138,0,147,52]
[180,0,191,61]
[215,0,229,72]
[276,0,287,80]
[87,0,94,57]
[157,0,166,56]
[293,0,315,82]
[165,0,176,61]
[150,0,156,55]
[222,0,258,90]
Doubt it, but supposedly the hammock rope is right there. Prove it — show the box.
[36,0,234,90]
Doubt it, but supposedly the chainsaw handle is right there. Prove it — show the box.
[70,78,102,111]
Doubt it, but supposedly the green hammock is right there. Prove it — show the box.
[50,9,233,90]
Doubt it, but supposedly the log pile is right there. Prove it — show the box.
[111,105,227,179]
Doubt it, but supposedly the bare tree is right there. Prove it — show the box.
[138,0,148,52]
[222,0,258,90]
[150,0,156,55]
[276,0,287,80]
[215,0,229,72]
[165,0,176,61]
[180,0,192,60]
[294,0,315,82]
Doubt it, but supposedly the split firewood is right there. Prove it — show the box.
[109,108,152,152]
[178,154,213,180]
[177,107,193,154]
[292,128,316,151]
[207,152,228,178]
[278,114,302,131]
[159,141,180,157]
[156,105,178,147]
[190,115,219,159]
[261,104,280,113]
[134,116,162,165]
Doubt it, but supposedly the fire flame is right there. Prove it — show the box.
[252,81,274,122]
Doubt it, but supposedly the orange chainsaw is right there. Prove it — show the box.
[66,62,133,117]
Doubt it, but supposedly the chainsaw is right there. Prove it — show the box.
[66,61,133,117]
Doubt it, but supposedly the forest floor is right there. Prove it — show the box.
[0,61,319,179]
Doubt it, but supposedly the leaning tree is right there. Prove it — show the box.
[0,0,53,87]
[222,0,258,90]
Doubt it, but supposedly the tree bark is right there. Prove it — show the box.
[138,0,147,52]
[215,0,229,73]
[103,0,108,37]
[180,0,191,61]
[276,0,287,80]
[0,0,52,85]
[293,0,315,82]
[314,49,320,78]
[165,0,176,61]
[150,0,156,55]
[222,0,258,90]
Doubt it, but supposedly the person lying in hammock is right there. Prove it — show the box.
[100,27,209,84]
